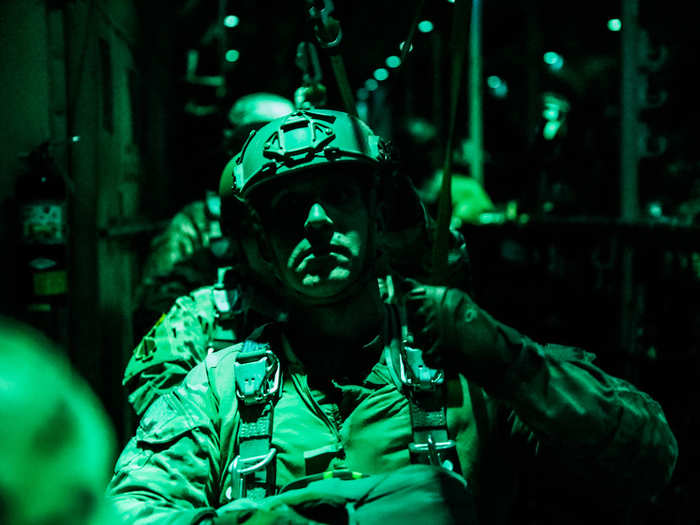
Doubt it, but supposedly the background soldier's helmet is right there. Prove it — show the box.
[224,92,296,156]
[228,92,296,129]
[219,109,392,295]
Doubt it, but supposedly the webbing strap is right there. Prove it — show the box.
[382,303,461,474]
[406,384,461,473]
[431,0,471,284]
[235,406,276,501]
[227,341,279,501]
[210,269,240,349]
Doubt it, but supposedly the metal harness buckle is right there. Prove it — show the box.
[408,435,459,470]
[234,347,281,405]
[398,345,444,392]
[227,449,277,500]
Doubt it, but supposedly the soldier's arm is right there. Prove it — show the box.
[405,282,678,503]
[109,357,224,525]
[494,340,677,503]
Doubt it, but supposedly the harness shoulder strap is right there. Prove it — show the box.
[210,268,241,350]
[226,340,281,501]
[383,300,462,474]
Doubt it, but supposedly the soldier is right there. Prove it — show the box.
[126,126,472,419]
[110,109,677,524]
[0,318,117,525]
[133,93,297,339]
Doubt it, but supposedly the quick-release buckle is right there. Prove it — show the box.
[408,435,459,471]
[399,345,444,392]
[227,449,277,500]
[234,348,281,405]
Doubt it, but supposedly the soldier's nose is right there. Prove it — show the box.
[304,203,334,239]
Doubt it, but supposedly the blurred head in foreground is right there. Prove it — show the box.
[0,318,116,525]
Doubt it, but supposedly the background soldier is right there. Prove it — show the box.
[132,92,297,340]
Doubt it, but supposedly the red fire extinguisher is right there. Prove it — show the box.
[16,141,68,339]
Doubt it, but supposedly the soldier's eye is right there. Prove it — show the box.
[322,185,357,207]
[263,193,310,228]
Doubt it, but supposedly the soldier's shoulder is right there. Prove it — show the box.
[173,200,213,232]
[126,287,219,366]
[162,285,218,320]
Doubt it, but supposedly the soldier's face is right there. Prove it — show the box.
[254,170,371,299]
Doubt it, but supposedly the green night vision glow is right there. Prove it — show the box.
[487,76,508,98]
[224,15,239,28]
[543,51,564,71]
[418,20,434,33]
[543,121,561,140]
[225,49,240,62]
[373,68,389,81]
[487,76,502,89]
[608,18,622,31]
[385,55,401,68]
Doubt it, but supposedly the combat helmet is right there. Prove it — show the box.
[224,92,296,155]
[219,109,393,303]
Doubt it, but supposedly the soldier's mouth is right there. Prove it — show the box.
[291,243,352,271]
[297,252,349,273]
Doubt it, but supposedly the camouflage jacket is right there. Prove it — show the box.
[133,193,230,338]
[113,286,677,525]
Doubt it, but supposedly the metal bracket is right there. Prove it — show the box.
[227,449,277,500]
[408,435,458,470]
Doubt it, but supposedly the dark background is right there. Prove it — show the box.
[1,1,698,523]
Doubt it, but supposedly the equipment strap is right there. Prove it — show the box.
[383,301,462,474]
[225,287,464,500]
[305,0,358,116]
[226,340,281,501]
[431,0,471,284]
[210,268,241,349]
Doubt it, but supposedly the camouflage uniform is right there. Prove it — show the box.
[133,191,230,339]
[111,110,678,525]
[113,287,677,524]
[126,208,472,419]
